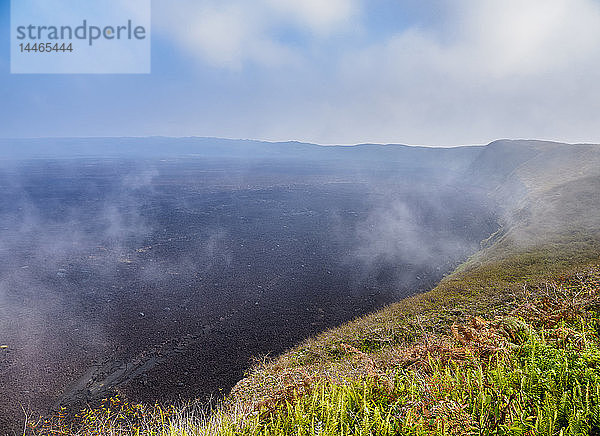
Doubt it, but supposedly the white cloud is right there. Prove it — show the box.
[455,0,600,77]
[155,2,261,68]
[136,0,600,144]
[265,0,359,35]
[155,0,360,68]
[252,0,600,144]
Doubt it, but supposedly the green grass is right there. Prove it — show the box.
[247,321,600,435]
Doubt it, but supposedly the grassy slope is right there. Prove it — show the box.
[228,266,600,435]
[30,142,600,435]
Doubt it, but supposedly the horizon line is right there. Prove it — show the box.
[0,135,593,149]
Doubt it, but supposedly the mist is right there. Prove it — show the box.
[0,139,500,432]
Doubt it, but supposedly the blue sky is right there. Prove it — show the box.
[1,0,600,145]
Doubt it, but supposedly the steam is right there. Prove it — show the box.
[355,200,471,265]
[0,161,162,420]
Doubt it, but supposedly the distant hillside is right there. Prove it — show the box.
[465,140,600,267]
[0,137,480,172]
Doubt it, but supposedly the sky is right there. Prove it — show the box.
[1,0,600,146]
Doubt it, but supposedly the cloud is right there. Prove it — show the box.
[5,0,600,145]
[250,0,600,144]
[264,0,360,35]
[148,0,600,145]
[154,0,361,68]
[451,0,600,78]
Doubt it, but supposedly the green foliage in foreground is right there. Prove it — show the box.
[230,314,600,435]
